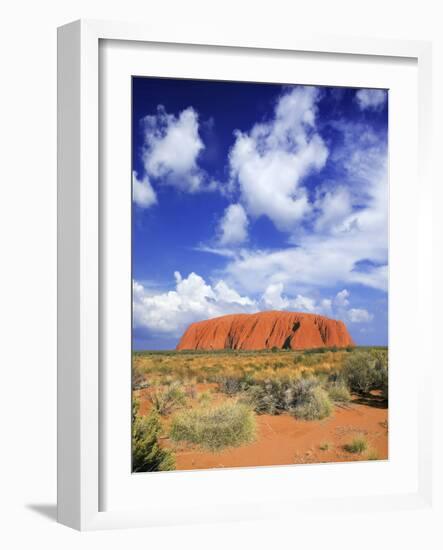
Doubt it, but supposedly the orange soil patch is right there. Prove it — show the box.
[166,398,388,470]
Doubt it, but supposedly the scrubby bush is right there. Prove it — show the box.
[149,383,187,415]
[132,402,175,472]
[291,384,332,420]
[241,381,283,414]
[132,366,149,390]
[217,374,254,395]
[217,376,243,395]
[170,402,256,451]
[342,352,377,394]
[372,350,388,399]
[241,377,332,420]
[327,381,352,403]
[343,436,368,454]
[342,350,389,396]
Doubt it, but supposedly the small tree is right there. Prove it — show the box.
[132,401,175,472]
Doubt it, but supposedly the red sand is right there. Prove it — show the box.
[167,398,388,470]
[176,311,354,351]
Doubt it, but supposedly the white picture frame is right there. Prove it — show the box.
[57,19,433,531]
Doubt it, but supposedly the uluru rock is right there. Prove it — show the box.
[176,311,354,351]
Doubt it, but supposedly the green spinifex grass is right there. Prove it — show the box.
[343,436,368,454]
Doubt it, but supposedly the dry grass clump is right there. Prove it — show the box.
[365,448,380,460]
[343,436,368,454]
[291,384,332,420]
[170,402,256,451]
[327,381,352,403]
[149,383,187,415]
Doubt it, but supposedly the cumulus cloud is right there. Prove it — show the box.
[355,89,387,111]
[133,272,257,336]
[219,121,388,294]
[217,203,249,246]
[228,86,328,230]
[347,308,373,323]
[314,186,353,233]
[260,284,368,321]
[133,272,374,338]
[141,105,208,193]
[334,289,350,308]
[132,171,157,208]
[262,282,289,309]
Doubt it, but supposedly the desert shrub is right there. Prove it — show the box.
[170,402,256,451]
[327,381,352,403]
[149,383,187,415]
[291,384,332,420]
[342,352,378,394]
[342,350,389,396]
[242,377,332,420]
[132,404,175,472]
[132,366,148,390]
[241,381,284,414]
[372,349,388,399]
[319,442,331,451]
[217,374,253,395]
[343,436,368,454]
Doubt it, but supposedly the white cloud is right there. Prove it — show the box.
[262,283,289,309]
[347,308,373,323]
[355,89,387,111]
[213,280,255,306]
[314,186,353,233]
[218,121,388,295]
[142,106,207,193]
[133,272,257,336]
[133,274,374,338]
[228,86,328,230]
[132,171,157,208]
[261,284,347,317]
[291,294,318,313]
[334,289,350,308]
[218,203,249,246]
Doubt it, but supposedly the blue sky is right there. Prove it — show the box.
[132,77,388,350]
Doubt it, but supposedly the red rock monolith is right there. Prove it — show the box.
[176,311,354,351]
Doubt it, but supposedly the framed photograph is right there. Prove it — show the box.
[57,19,433,530]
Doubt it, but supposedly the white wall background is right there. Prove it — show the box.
[0,1,441,548]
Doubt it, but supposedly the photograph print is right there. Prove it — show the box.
[131,77,388,472]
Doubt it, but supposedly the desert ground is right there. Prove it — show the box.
[132,347,388,472]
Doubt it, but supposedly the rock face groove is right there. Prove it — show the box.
[176,311,354,351]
